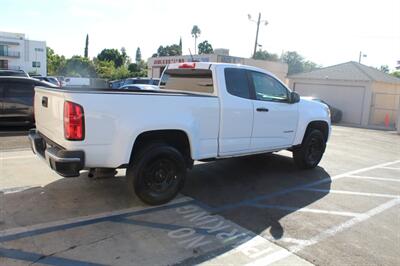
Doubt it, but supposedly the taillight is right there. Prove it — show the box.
[64,101,84,140]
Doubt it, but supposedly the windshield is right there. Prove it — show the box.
[160,68,214,94]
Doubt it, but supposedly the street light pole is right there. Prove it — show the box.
[248,13,268,59]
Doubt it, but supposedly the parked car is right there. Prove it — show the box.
[109,79,126,89]
[29,62,331,205]
[0,69,29,77]
[119,84,159,90]
[64,77,90,87]
[0,76,56,125]
[33,76,62,87]
[311,98,342,123]
[122,78,160,86]
[56,76,67,87]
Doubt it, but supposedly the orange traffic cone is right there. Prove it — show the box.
[384,113,390,128]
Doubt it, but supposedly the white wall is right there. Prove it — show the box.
[24,40,47,76]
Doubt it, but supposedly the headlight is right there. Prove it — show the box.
[326,106,331,118]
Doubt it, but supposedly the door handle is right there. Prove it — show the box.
[256,107,269,112]
[42,96,48,107]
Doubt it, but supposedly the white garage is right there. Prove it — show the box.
[289,61,400,128]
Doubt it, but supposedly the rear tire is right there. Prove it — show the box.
[126,143,186,205]
[293,129,326,169]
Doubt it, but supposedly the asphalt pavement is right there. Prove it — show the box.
[0,125,399,265]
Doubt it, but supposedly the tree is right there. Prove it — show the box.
[84,34,89,58]
[97,48,124,67]
[198,40,213,54]
[60,56,96,77]
[281,51,319,75]
[154,44,182,57]
[179,37,182,55]
[47,47,66,76]
[94,59,115,79]
[254,49,279,61]
[128,61,147,77]
[191,25,201,54]
[379,65,389,73]
[390,71,400,78]
[120,47,129,66]
[135,47,142,64]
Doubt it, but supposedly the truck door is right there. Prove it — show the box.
[218,67,254,156]
[249,71,298,151]
[3,80,35,121]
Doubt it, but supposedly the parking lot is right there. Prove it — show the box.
[1,125,399,265]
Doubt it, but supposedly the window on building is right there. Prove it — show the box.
[0,60,8,69]
[225,68,251,99]
[34,48,44,52]
[32,61,41,68]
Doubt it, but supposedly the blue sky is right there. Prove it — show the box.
[1,0,400,70]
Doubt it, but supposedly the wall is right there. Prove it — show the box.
[369,81,400,128]
[24,40,46,76]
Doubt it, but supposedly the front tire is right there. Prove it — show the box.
[293,129,326,169]
[126,144,186,205]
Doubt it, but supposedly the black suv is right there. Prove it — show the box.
[0,76,56,125]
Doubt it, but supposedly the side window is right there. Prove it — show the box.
[250,72,289,102]
[224,68,251,99]
[4,82,34,97]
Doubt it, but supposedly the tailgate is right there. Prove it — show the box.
[34,87,65,145]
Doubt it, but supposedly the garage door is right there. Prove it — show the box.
[294,83,366,124]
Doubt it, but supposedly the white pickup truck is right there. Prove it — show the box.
[29,62,331,205]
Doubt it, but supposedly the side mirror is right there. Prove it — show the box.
[290,91,300,104]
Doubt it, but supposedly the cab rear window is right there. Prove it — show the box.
[160,69,214,94]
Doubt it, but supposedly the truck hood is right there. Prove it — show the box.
[299,96,331,120]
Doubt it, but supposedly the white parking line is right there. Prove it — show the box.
[0,186,36,194]
[262,235,315,246]
[347,175,400,182]
[302,188,400,199]
[246,198,400,266]
[250,203,361,217]
[380,167,400,170]
[0,196,193,238]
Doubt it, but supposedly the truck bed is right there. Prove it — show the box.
[34,86,220,168]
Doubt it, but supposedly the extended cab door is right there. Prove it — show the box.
[249,71,298,151]
[218,67,254,156]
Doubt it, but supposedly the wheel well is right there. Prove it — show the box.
[304,121,329,142]
[131,130,193,168]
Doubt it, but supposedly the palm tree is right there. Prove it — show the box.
[191,25,201,54]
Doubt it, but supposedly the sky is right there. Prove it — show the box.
[1,0,399,70]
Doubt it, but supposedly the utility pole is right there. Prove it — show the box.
[248,13,268,59]
[358,51,367,64]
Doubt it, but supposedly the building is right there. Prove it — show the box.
[289,61,400,129]
[0,31,47,76]
[147,49,288,82]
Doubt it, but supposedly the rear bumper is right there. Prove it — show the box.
[28,129,85,177]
